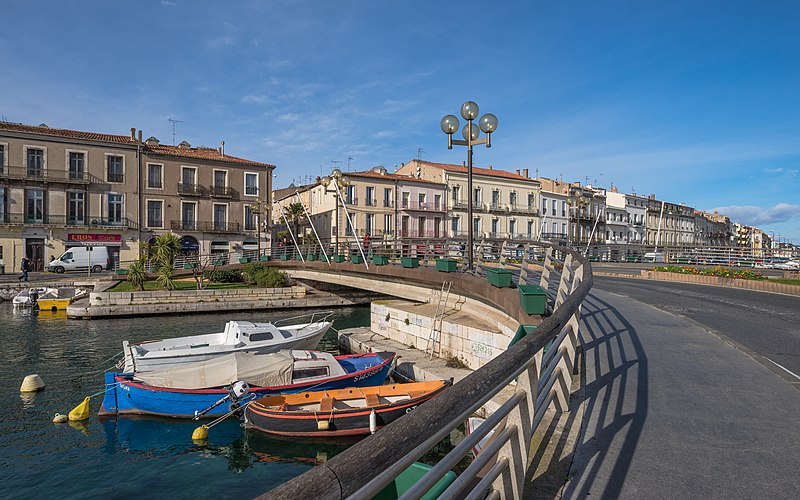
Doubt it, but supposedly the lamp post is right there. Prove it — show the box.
[320,171,350,254]
[440,101,498,271]
[248,200,266,258]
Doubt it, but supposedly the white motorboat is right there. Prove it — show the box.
[12,287,57,308]
[122,311,334,373]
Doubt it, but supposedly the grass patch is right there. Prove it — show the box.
[769,278,800,286]
[445,355,468,369]
[108,281,252,292]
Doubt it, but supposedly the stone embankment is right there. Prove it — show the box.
[640,270,800,296]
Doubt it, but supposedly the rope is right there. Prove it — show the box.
[87,381,122,398]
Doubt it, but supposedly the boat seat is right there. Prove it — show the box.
[319,397,335,412]
[364,393,380,406]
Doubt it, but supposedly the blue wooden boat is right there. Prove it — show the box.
[99,351,395,418]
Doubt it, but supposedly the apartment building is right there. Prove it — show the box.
[604,189,628,245]
[644,195,695,247]
[694,211,733,247]
[536,177,569,242]
[568,183,606,246]
[398,160,541,241]
[293,167,447,249]
[626,194,647,245]
[0,122,273,272]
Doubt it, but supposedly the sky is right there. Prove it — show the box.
[1,1,798,243]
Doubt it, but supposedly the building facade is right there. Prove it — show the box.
[0,122,273,272]
[536,177,570,242]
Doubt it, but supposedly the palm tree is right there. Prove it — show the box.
[152,233,182,269]
[283,202,306,249]
[127,259,147,291]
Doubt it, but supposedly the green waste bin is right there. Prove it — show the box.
[238,257,250,264]
[332,254,346,263]
[486,267,512,288]
[373,255,389,266]
[351,254,365,264]
[436,258,458,273]
[401,257,420,268]
[306,254,318,261]
[375,461,457,500]
[509,324,537,347]
[259,255,270,262]
[518,284,548,314]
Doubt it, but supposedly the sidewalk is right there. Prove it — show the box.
[561,288,800,499]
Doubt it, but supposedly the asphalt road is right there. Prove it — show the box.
[592,275,800,380]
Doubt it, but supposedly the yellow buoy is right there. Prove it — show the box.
[20,374,45,393]
[52,413,68,423]
[68,397,91,421]
[192,425,209,441]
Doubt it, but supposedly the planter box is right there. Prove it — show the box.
[259,255,270,262]
[333,254,346,263]
[436,258,458,273]
[509,324,537,347]
[373,255,389,266]
[239,257,250,264]
[306,254,318,261]
[212,259,226,266]
[518,284,548,315]
[115,269,129,276]
[486,267,512,288]
[279,254,291,261]
[183,263,196,270]
[351,254,365,265]
[401,257,419,268]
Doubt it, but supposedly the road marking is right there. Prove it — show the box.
[765,357,800,381]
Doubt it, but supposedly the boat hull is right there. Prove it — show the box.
[99,352,394,418]
[245,381,450,437]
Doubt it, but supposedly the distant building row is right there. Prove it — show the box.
[273,159,783,259]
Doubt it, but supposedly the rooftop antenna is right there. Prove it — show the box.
[168,118,183,146]
[417,148,424,160]
[330,160,342,175]
[347,156,354,172]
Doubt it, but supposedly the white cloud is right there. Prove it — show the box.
[241,94,269,105]
[161,1,175,6]
[709,203,800,226]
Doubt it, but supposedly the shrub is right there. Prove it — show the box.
[156,264,177,290]
[252,267,289,288]
[652,265,766,280]
[127,259,147,291]
[203,269,243,283]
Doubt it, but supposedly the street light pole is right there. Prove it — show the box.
[440,101,498,272]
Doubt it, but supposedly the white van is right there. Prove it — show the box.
[642,252,665,263]
[48,246,110,273]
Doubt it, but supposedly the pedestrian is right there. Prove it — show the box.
[19,257,29,282]
[362,234,371,253]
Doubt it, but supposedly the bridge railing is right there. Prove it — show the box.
[262,241,592,499]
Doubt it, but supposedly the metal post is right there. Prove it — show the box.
[331,181,369,269]
[295,191,330,264]
[467,132,474,272]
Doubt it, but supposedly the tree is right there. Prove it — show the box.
[151,233,181,290]
[126,259,147,291]
[283,202,306,246]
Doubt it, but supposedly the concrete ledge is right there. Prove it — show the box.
[640,270,800,296]
[88,285,306,306]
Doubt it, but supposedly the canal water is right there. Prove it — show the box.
[0,304,371,499]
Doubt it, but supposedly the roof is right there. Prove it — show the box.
[412,160,537,182]
[344,169,445,185]
[0,121,138,145]
[0,121,274,168]
[145,144,274,168]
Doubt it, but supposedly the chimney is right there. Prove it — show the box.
[522,168,528,178]
[516,169,520,175]
[220,140,225,156]
[130,128,136,140]
[488,165,493,170]
[138,130,142,143]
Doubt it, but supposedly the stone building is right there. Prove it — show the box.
[0,122,273,272]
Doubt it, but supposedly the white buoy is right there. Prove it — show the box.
[369,408,377,434]
[20,374,45,393]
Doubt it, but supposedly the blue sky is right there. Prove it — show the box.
[2,1,798,242]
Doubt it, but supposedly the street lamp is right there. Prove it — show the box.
[320,170,350,253]
[248,200,267,258]
[440,101,498,271]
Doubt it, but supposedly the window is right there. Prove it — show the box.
[147,200,163,228]
[68,152,85,180]
[365,186,375,206]
[552,200,557,214]
[561,201,566,216]
[434,217,441,238]
[0,144,5,168]
[491,219,499,234]
[26,189,44,223]
[509,192,517,207]
[27,148,44,176]
[542,199,547,215]
[528,193,535,209]
[244,205,257,231]
[552,222,557,234]
[527,220,534,237]
[418,216,426,235]
[418,192,426,207]
[148,164,163,189]
[383,188,392,207]
[108,194,124,224]
[452,186,460,203]
[561,223,567,236]
[383,214,392,235]
[345,216,353,236]
[182,202,196,230]
[473,188,481,204]
[434,194,442,210]
[473,218,481,233]
[214,170,227,188]
[213,204,227,230]
[452,216,460,233]
[345,185,356,204]
[0,187,5,221]
[491,190,500,205]
[509,219,516,235]
[366,214,374,235]
[67,192,85,224]
[107,155,124,182]
[401,192,410,208]
[181,167,196,186]
[245,173,259,196]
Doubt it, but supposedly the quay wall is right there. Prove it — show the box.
[88,285,306,306]
[641,270,800,296]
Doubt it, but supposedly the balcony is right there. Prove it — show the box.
[541,232,568,240]
[451,200,484,212]
[209,185,236,198]
[364,199,377,207]
[107,173,124,183]
[487,203,506,213]
[170,220,241,233]
[344,197,358,206]
[0,165,94,184]
[508,204,539,215]
[399,230,447,239]
[178,183,205,197]
[0,213,133,228]
[400,201,446,212]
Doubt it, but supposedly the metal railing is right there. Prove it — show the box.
[169,220,242,233]
[263,241,592,498]
[401,201,447,211]
[178,182,204,196]
[209,185,236,198]
[0,164,95,183]
[0,213,134,228]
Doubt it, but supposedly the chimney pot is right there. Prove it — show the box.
[522,168,529,178]
[130,128,136,140]
[516,169,520,175]
[138,130,142,142]
[488,165,492,170]
[220,140,225,156]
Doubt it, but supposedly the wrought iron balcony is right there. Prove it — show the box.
[0,213,133,228]
[170,220,241,233]
[451,200,484,211]
[508,204,539,215]
[209,185,235,198]
[400,201,446,212]
[0,165,94,184]
[178,183,205,196]
[399,230,447,239]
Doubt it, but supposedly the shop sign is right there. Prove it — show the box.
[67,233,122,243]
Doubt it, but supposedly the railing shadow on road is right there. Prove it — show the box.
[559,292,649,499]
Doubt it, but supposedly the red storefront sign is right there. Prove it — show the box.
[67,233,122,243]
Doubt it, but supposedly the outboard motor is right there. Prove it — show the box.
[229,380,250,418]
[29,291,39,308]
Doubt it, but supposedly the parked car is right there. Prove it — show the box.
[643,252,665,263]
